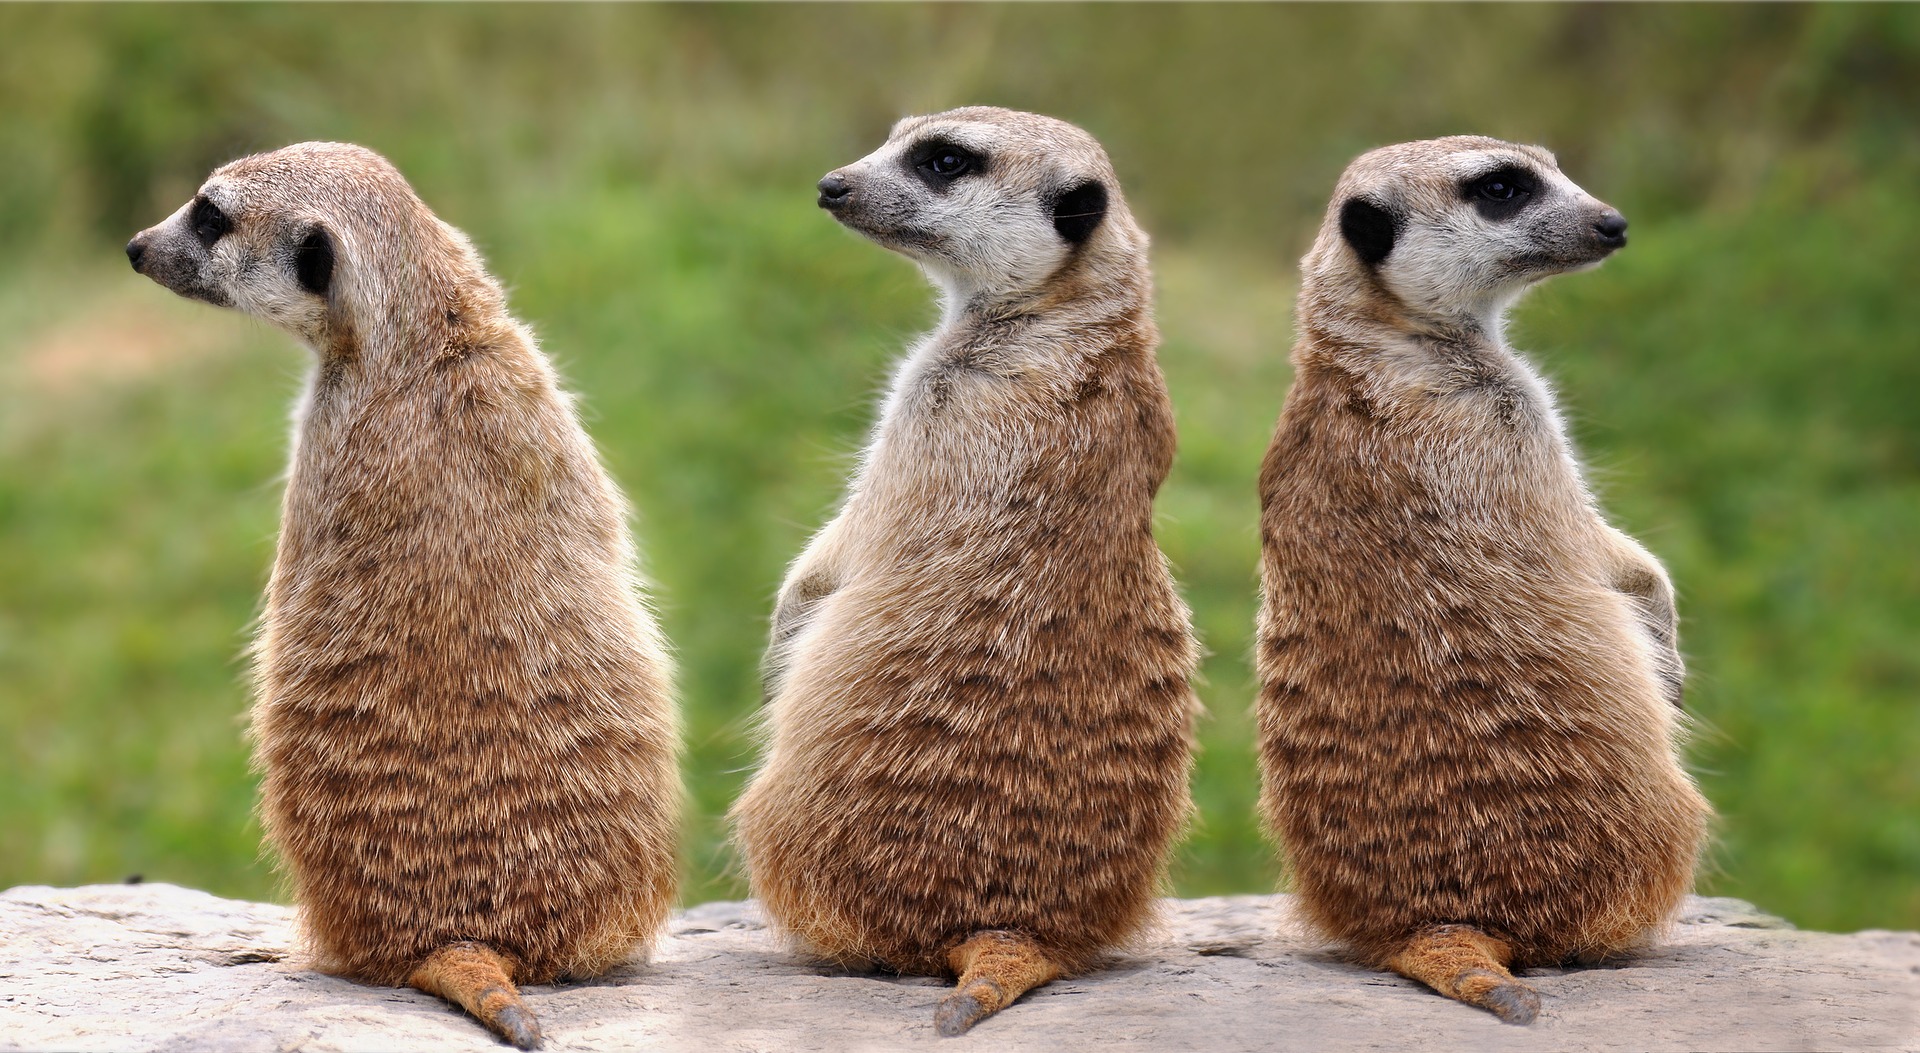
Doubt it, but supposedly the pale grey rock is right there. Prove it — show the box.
[0,883,1913,1052]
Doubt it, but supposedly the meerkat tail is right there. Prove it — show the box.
[1386,924,1541,1025]
[932,931,1063,1037]
[408,942,544,1050]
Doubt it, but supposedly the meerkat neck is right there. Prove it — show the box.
[879,264,1148,431]
[938,256,1149,333]
[1414,290,1520,344]
[318,267,518,388]
[920,281,1147,385]
[299,209,512,378]
[1295,297,1551,415]
[1299,291,1497,352]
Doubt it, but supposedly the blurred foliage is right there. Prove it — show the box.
[0,4,1915,933]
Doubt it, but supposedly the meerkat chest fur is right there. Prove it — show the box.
[862,291,1167,524]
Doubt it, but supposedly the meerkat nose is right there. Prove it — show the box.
[817,173,852,210]
[1593,210,1629,246]
[125,236,148,272]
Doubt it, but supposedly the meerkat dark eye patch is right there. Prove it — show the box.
[294,227,333,296]
[189,196,230,248]
[1050,180,1109,245]
[908,141,985,191]
[1339,197,1400,267]
[1462,166,1538,221]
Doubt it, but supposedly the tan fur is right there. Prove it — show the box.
[410,943,542,1049]
[732,108,1198,1033]
[1255,137,1709,1017]
[935,931,1064,1036]
[128,143,680,1047]
[1387,924,1539,1024]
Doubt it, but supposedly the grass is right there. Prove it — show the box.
[0,3,1915,934]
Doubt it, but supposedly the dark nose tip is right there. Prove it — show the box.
[1594,210,1629,245]
[817,173,851,210]
[125,236,146,271]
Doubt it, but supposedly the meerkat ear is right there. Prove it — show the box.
[295,225,334,296]
[1339,197,1400,267]
[1050,180,1108,245]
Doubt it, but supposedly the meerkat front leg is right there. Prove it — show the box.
[764,512,856,698]
[1600,524,1685,707]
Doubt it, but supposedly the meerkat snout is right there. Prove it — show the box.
[817,172,852,209]
[125,195,248,310]
[1593,208,1629,247]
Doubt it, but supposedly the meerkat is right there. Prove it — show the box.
[1255,136,1710,1023]
[730,107,1199,1036]
[126,142,680,1049]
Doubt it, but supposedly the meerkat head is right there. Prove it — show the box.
[127,142,472,355]
[815,106,1144,304]
[1307,136,1628,334]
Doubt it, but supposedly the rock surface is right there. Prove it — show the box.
[0,883,1914,1052]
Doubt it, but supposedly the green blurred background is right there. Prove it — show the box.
[1,4,1915,933]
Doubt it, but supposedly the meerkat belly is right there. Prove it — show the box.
[742,564,1193,973]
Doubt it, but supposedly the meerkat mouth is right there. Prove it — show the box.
[836,214,941,254]
[143,268,234,308]
[1505,243,1619,277]
[126,243,234,309]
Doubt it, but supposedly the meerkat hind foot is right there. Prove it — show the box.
[408,941,545,1049]
[1387,924,1541,1025]
[933,931,1063,1037]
